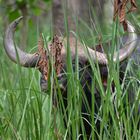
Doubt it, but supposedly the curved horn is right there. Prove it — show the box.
[79,21,137,65]
[113,21,137,62]
[4,16,39,67]
[4,17,137,67]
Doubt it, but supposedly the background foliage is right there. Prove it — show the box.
[0,0,140,139]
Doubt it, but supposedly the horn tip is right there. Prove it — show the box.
[15,16,23,24]
[10,16,23,30]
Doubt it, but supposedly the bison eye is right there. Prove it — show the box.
[57,73,67,91]
[40,75,48,92]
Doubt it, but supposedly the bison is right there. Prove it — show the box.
[3,17,138,139]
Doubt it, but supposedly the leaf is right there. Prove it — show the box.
[31,6,42,16]
[16,0,23,2]
[28,0,36,5]
[37,35,63,80]
[38,34,48,80]
[119,0,127,23]
[9,9,20,22]
[43,0,51,2]
[128,0,137,13]
[113,0,137,23]
[49,35,63,75]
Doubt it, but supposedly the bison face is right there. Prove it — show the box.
[40,70,67,93]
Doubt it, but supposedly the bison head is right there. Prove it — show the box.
[4,16,137,92]
[4,16,137,66]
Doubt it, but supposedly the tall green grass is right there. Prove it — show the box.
[0,14,140,140]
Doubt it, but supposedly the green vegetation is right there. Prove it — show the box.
[0,1,140,140]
